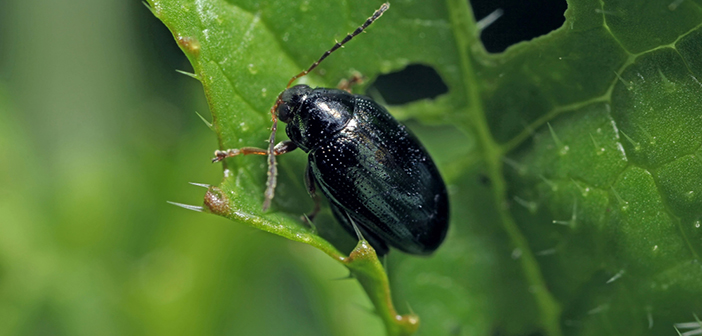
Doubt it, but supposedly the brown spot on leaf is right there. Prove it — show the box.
[203,186,230,216]
[176,35,200,55]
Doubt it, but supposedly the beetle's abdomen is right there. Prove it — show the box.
[308,97,449,255]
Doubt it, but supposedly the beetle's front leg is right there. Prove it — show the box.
[302,163,322,224]
[212,140,298,163]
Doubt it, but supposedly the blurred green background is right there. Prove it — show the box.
[0,0,385,335]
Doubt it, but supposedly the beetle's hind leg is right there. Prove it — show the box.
[212,140,298,162]
[337,71,365,93]
[329,204,390,256]
[302,163,322,224]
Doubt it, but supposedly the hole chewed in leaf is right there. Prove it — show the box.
[368,64,449,105]
[470,0,567,53]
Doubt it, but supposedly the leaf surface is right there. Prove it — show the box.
[149,0,702,334]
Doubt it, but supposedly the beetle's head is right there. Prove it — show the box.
[275,84,311,123]
[274,84,354,152]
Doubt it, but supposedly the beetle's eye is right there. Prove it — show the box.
[277,103,292,122]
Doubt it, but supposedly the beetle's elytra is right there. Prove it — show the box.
[213,3,449,255]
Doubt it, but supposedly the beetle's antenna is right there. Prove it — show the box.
[262,3,389,211]
[262,113,279,211]
[285,2,389,88]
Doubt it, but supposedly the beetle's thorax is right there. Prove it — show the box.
[280,86,355,152]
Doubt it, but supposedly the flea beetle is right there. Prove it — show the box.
[213,3,449,255]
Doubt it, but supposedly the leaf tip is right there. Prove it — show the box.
[476,8,503,31]
[175,69,200,81]
[195,111,214,130]
[142,1,157,17]
[606,269,625,284]
[167,201,203,212]
[188,182,211,189]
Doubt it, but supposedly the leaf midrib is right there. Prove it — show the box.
[447,0,564,335]
[452,1,702,333]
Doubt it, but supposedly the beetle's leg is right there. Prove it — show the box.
[211,140,298,163]
[212,140,296,211]
[330,204,390,256]
[302,163,322,224]
[337,72,364,93]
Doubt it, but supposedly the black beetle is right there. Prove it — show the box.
[213,3,449,255]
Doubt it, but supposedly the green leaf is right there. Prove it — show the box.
[149,0,702,335]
